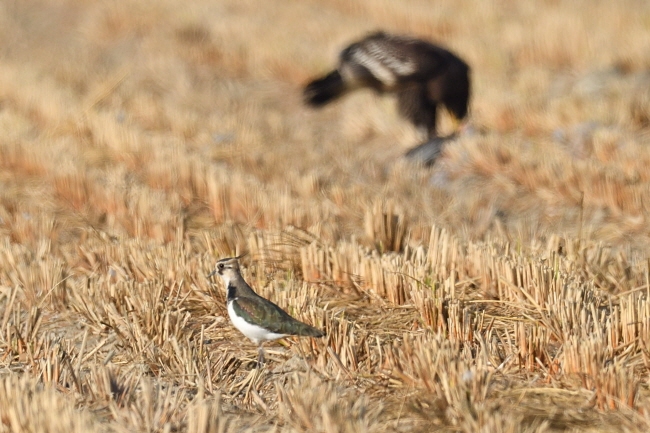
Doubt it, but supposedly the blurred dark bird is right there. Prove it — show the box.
[304,31,471,139]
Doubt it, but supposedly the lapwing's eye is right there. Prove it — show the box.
[218,263,225,270]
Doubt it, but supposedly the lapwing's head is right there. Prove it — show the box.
[208,257,242,287]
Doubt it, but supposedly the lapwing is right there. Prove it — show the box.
[208,257,324,366]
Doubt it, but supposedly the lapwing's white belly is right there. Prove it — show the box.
[227,301,287,345]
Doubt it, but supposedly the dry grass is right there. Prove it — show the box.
[2,0,650,431]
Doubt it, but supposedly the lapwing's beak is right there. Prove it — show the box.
[207,269,217,279]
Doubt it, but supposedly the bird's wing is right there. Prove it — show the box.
[343,33,448,86]
[231,295,323,337]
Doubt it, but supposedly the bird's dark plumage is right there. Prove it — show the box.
[304,70,346,106]
[229,294,324,338]
[304,31,471,139]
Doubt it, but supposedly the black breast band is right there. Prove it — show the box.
[227,284,237,301]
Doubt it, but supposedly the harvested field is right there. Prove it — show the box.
[2,0,650,431]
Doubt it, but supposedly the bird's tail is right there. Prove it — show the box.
[306,326,325,338]
[303,70,346,107]
[298,323,325,338]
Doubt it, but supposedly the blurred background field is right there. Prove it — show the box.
[1,0,650,431]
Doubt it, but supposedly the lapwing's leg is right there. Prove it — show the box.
[257,344,265,368]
